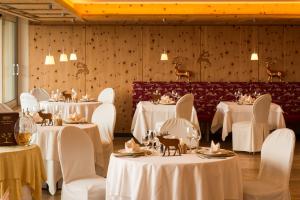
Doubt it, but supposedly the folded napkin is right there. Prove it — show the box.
[125,138,140,153]
[210,141,220,153]
[68,112,84,122]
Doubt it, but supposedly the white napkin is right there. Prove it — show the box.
[68,112,83,122]
[125,138,140,153]
[210,141,220,153]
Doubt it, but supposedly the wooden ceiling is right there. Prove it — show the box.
[2,0,300,24]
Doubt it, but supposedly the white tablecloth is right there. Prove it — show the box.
[211,101,286,141]
[131,101,200,143]
[39,101,100,122]
[106,153,243,200]
[32,124,104,195]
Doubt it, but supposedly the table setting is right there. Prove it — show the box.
[39,88,100,123]
[107,132,242,200]
[131,101,200,143]
[211,92,286,141]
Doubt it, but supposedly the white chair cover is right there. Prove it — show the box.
[91,104,116,176]
[58,126,106,200]
[30,88,50,101]
[0,103,12,112]
[97,88,115,104]
[243,128,295,200]
[160,117,199,144]
[232,94,272,152]
[175,93,194,121]
[20,92,40,113]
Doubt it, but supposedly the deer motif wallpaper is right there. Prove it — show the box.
[29,25,300,133]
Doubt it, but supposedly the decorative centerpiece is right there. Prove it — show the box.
[37,110,53,126]
[14,111,37,146]
[71,88,78,102]
[159,95,176,105]
[157,135,181,156]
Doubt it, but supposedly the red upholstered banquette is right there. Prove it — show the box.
[132,82,300,123]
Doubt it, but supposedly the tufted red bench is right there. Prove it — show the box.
[132,82,300,123]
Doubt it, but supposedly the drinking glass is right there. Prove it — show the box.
[142,135,149,149]
[192,130,201,150]
[186,127,193,152]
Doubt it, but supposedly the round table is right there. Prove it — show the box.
[0,145,46,200]
[32,123,104,195]
[106,153,243,200]
[39,101,101,122]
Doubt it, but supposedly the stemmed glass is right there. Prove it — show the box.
[186,127,193,152]
[148,130,155,150]
[142,135,150,150]
[192,129,201,151]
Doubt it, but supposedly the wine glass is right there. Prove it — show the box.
[142,135,149,149]
[148,130,155,149]
[192,130,201,150]
[186,127,193,152]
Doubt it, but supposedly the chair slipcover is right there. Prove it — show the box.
[155,93,195,132]
[232,94,272,152]
[91,104,116,176]
[160,117,199,144]
[176,93,194,121]
[243,128,295,200]
[20,92,40,113]
[57,126,106,200]
[30,88,50,101]
[97,88,115,104]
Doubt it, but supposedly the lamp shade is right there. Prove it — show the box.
[160,50,168,61]
[251,52,258,61]
[45,54,55,65]
[69,52,77,61]
[59,53,68,62]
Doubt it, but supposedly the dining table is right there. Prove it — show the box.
[106,152,243,200]
[211,101,286,141]
[0,145,46,200]
[39,100,100,122]
[32,123,104,195]
[131,101,200,143]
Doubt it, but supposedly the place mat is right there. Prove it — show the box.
[79,98,96,102]
[114,149,151,157]
[196,147,235,157]
[63,119,87,124]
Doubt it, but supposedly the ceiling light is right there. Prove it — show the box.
[160,49,168,61]
[45,53,55,65]
[251,52,258,61]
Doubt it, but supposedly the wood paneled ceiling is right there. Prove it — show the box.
[2,0,300,24]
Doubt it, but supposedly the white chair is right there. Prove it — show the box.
[91,104,116,176]
[97,88,115,104]
[58,126,106,200]
[243,128,295,200]
[175,93,194,121]
[232,94,272,152]
[155,93,195,132]
[20,92,40,113]
[160,117,199,144]
[30,88,50,101]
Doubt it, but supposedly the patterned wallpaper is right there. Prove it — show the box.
[29,25,300,133]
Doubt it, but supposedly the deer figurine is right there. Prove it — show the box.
[62,91,72,100]
[172,56,191,82]
[265,57,285,82]
[157,135,181,156]
[38,110,53,126]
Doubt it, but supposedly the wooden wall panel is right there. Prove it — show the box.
[258,26,284,82]
[200,26,258,82]
[29,25,300,133]
[284,26,300,82]
[142,26,201,82]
